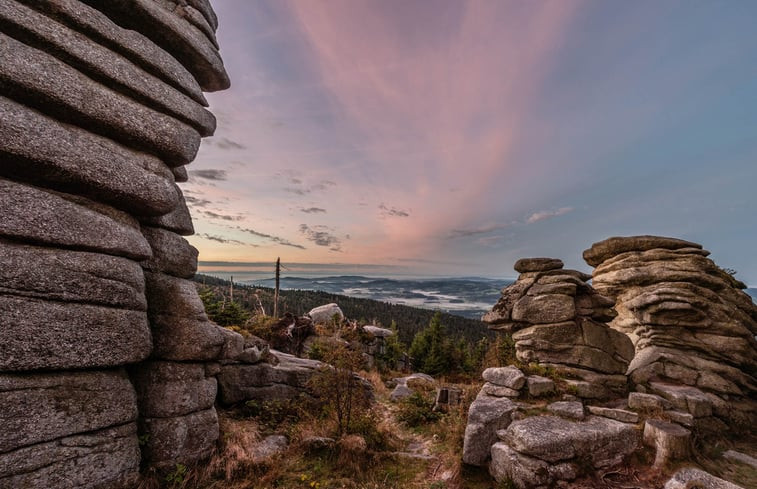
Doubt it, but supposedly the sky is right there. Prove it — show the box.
[185,0,757,283]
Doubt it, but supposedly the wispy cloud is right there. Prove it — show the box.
[200,210,245,221]
[184,195,212,208]
[300,207,327,214]
[198,233,255,246]
[237,226,306,249]
[526,207,574,224]
[190,169,228,181]
[449,223,512,238]
[205,137,246,150]
[476,235,505,247]
[379,203,410,218]
[299,224,342,251]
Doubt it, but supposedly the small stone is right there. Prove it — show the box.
[722,450,757,470]
[665,410,694,427]
[628,392,671,412]
[251,435,288,462]
[482,366,526,390]
[547,401,585,420]
[587,406,639,424]
[664,468,744,489]
[483,383,520,398]
[526,375,555,397]
[514,258,564,273]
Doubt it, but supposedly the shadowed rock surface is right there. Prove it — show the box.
[0,0,229,486]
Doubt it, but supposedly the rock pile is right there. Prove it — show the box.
[585,236,757,427]
[484,258,634,399]
[0,0,229,486]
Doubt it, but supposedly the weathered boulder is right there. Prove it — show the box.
[483,258,631,400]
[462,392,517,466]
[308,303,345,325]
[482,366,526,390]
[217,351,323,404]
[586,236,757,427]
[500,415,638,467]
[525,375,555,397]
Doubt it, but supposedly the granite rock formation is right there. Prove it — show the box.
[585,236,757,428]
[0,0,231,485]
[484,257,634,399]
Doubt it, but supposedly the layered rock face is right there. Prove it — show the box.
[585,236,757,427]
[484,258,634,399]
[0,0,230,485]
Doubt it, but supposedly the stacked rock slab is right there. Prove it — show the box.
[484,258,634,399]
[585,236,757,428]
[0,0,229,486]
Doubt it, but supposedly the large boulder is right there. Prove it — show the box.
[586,236,757,427]
[462,391,517,466]
[307,303,345,325]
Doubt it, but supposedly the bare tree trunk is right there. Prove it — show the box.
[274,257,280,319]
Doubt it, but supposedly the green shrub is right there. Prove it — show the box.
[396,392,441,427]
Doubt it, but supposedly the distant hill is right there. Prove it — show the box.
[194,274,493,346]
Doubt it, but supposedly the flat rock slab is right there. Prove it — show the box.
[514,258,564,273]
[0,1,215,136]
[501,415,639,467]
[0,370,137,452]
[587,406,639,424]
[89,0,230,91]
[462,394,517,466]
[0,95,177,216]
[547,401,585,420]
[0,240,146,310]
[526,375,555,397]
[0,178,151,260]
[583,235,703,267]
[664,468,744,489]
[512,294,576,324]
[0,423,139,489]
[650,382,713,418]
[24,0,207,104]
[0,31,201,166]
[628,392,671,411]
[482,366,525,390]
[0,295,151,371]
[490,442,579,489]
